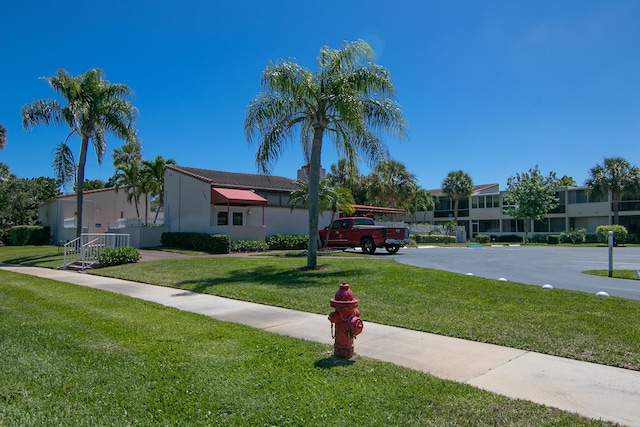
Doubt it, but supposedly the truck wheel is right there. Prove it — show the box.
[385,245,400,254]
[361,237,376,254]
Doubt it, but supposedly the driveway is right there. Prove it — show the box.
[392,245,640,300]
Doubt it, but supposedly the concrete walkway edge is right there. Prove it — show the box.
[2,264,639,426]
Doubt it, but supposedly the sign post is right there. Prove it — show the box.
[608,230,614,278]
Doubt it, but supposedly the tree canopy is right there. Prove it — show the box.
[21,68,138,238]
[503,165,559,241]
[245,40,406,268]
[585,157,640,225]
[442,170,474,222]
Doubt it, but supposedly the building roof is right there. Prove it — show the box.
[167,164,298,191]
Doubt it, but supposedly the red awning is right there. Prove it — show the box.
[211,187,267,205]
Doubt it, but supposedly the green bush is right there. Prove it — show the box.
[475,234,490,244]
[596,225,627,246]
[411,234,456,244]
[267,234,308,250]
[492,235,523,243]
[585,234,599,244]
[546,235,559,245]
[530,234,548,244]
[97,246,141,267]
[8,226,51,246]
[625,233,639,244]
[559,228,586,244]
[229,240,269,252]
[160,232,229,253]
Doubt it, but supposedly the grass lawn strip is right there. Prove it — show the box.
[0,272,616,426]
[2,246,639,371]
[86,256,640,371]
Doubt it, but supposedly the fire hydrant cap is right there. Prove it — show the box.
[334,282,354,301]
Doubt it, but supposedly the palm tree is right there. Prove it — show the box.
[0,124,6,149]
[367,159,417,208]
[289,177,355,248]
[245,40,406,268]
[586,157,640,225]
[21,68,138,238]
[113,158,143,219]
[142,155,176,224]
[407,188,437,224]
[442,170,474,222]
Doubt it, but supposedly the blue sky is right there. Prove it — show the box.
[1,0,638,191]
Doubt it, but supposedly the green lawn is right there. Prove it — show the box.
[0,271,617,426]
[2,245,639,371]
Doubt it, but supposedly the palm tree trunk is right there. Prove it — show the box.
[306,128,324,269]
[75,136,90,239]
[612,193,620,225]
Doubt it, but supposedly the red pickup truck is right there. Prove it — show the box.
[318,217,411,254]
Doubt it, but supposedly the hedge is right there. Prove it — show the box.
[8,226,51,246]
[160,232,229,253]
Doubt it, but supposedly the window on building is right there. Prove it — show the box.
[479,220,500,233]
[502,219,525,233]
[217,211,228,226]
[233,212,243,226]
[550,218,565,232]
[534,219,549,232]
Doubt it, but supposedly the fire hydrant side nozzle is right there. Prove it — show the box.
[328,282,363,359]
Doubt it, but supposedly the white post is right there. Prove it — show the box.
[608,230,614,277]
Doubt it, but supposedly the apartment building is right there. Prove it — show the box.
[423,184,640,240]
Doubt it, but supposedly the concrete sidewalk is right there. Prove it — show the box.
[2,264,640,426]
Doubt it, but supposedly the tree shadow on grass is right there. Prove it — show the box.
[0,253,63,267]
[178,264,347,294]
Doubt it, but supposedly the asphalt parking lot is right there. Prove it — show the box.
[392,245,640,300]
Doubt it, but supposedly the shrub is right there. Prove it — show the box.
[530,234,547,244]
[8,226,51,246]
[160,232,229,253]
[475,234,490,244]
[411,234,456,244]
[547,235,559,245]
[595,225,627,246]
[493,235,523,243]
[267,234,308,250]
[585,234,599,244]
[559,228,586,244]
[625,233,639,244]
[229,240,269,252]
[97,246,141,267]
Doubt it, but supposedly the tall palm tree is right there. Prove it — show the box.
[142,155,176,224]
[442,170,474,222]
[113,159,143,219]
[407,188,437,224]
[586,157,640,225]
[367,159,417,208]
[21,68,138,238]
[245,40,406,268]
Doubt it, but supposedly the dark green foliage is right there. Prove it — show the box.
[160,232,229,253]
[559,228,586,244]
[547,235,559,244]
[411,234,457,244]
[475,234,490,244]
[530,234,548,244]
[625,234,639,244]
[97,246,141,267]
[585,234,599,244]
[596,225,627,245]
[229,240,269,252]
[8,226,51,246]
[266,234,308,250]
[491,235,523,243]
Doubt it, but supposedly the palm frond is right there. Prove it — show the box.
[51,142,76,187]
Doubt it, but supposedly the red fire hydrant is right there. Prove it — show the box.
[328,282,364,359]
